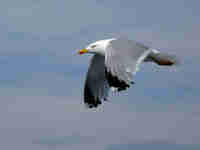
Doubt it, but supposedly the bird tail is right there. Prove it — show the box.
[146,49,180,66]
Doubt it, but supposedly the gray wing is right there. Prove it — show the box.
[105,38,152,91]
[84,54,109,108]
[105,38,179,91]
[144,49,180,66]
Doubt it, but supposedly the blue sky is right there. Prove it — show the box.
[0,0,200,150]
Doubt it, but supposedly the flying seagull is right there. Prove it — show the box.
[78,38,179,108]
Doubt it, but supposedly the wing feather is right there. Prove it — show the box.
[105,38,151,91]
[145,49,180,66]
[84,54,109,108]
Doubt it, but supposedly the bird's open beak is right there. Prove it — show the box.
[78,48,88,55]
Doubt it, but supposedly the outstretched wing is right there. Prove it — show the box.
[105,38,152,91]
[144,49,180,66]
[84,54,109,108]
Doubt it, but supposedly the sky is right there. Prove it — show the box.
[0,0,200,150]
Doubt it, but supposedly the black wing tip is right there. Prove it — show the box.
[84,99,102,108]
[105,68,131,92]
[84,83,103,108]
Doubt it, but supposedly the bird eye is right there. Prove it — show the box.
[91,45,97,48]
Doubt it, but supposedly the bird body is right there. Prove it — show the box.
[78,38,179,108]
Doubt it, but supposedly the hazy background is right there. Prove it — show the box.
[0,0,200,149]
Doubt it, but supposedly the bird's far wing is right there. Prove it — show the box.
[105,38,151,91]
[144,49,180,66]
[84,54,109,108]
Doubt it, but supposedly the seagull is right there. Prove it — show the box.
[78,38,179,108]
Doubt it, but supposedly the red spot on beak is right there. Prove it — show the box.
[78,49,88,55]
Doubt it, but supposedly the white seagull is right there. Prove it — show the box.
[78,38,179,108]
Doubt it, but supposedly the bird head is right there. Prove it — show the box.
[78,39,114,55]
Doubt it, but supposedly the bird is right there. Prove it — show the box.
[77,38,179,108]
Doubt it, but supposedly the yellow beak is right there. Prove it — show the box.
[78,48,88,55]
